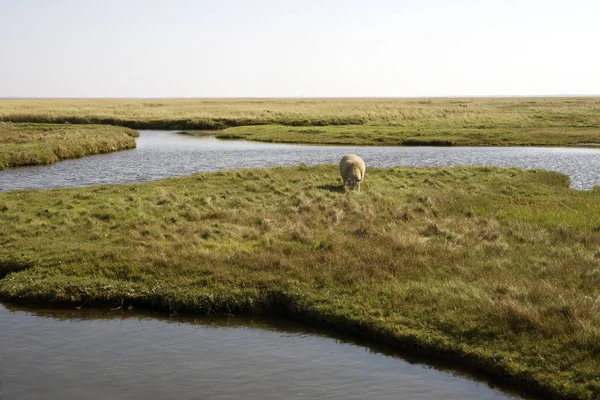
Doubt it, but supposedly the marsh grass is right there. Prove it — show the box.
[1,98,600,146]
[0,165,599,398]
[0,122,138,169]
[216,124,600,146]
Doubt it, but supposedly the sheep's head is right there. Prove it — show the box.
[347,178,361,190]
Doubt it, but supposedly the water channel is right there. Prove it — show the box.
[3,129,593,399]
[1,130,599,191]
[0,303,524,400]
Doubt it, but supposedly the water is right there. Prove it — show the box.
[0,303,523,400]
[1,130,599,191]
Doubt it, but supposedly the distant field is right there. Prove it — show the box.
[1,165,599,399]
[1,97,600,146]
[0,122,138,169]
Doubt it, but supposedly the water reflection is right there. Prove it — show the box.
[0,303,527,400]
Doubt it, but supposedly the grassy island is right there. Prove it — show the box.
[1,165,599,399]
[1,97,600,146]
[0,122,138,169]
[214,123,600,146]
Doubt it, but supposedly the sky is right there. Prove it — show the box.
[0,0,599,98]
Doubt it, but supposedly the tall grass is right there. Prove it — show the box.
[1,165,599,399]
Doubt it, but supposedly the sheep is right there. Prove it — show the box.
[339,154,366,192]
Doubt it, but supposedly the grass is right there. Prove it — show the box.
[215,124,600,146]
[0,165,599,399]
[1,97,600,146]
[0,122,138,169]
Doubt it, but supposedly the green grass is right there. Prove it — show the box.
[1,165,599,398]
[215,124,600,146]
[1,97,600,146]
[0,122,139,169]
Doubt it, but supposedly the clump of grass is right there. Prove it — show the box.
[1,165,600,398]
[0,122,138,169]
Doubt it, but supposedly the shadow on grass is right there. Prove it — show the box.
[317,184,345,193]
[0,259,32,280]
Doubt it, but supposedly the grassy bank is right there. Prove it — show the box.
[0,165,599,398]
[215,124,600,146]
[0,122,138,169]
[1,97,600,146]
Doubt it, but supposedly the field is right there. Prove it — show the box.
[0,122,138,169]
[1,97,600,146]
[1,165,599,399]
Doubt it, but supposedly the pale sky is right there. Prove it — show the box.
[1,0,598,97]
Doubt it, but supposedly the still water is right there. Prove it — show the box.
[1,130,599,191]
[0,304,523,400]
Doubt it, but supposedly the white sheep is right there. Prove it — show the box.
[339,154,366,192]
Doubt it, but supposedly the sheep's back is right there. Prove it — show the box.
[339,154,365,180]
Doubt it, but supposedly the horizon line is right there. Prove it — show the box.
[2,94,600,100]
